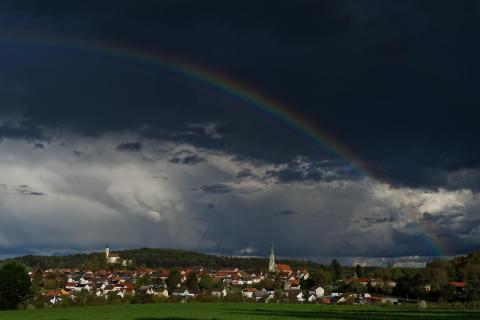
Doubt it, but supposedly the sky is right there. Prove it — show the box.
[0,0,480,266]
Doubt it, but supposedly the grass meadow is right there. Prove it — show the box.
[1,303,480,320]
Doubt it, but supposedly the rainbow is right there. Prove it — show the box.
[0,31,448,257]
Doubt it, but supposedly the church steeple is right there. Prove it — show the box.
[268,243,277,272]
[105,243,110,261]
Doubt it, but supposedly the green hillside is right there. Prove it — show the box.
[2,248,322,271]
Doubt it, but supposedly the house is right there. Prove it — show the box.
[45,290,62,305]
[212,288,227,298]
[300,272,309,281]
[309,286,324,298]
[102,284,116,295]
[160,288,170,297]
[72,283,91,292]
[277,264,293,274]
[107,253,121,264]
[65,281,77,290]
[351,278,369,286]
[296,292,305,302]
[172,289,194,298]
[242,288,256,298]
[381,297,399,305]
[307,295,317,303]
[448,281,467,289]
[139,285,155,295]
[337,296,347,304]
[284,279,301,291]
[254,288,274,300]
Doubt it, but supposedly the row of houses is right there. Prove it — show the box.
[33,265,409,306]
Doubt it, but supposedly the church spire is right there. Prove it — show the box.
[105,243,110,262]
[268,242,277,272]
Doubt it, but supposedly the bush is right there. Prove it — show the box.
[131,293,154,304]
[466,300,480,309]
[449,301,465,309]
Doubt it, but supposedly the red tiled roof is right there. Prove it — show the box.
[289,279,300,286]
[448,281,466,288]
[277,264,293,272]
[46,290,61,296]
[352,278,369,283]
[122,283,135,290]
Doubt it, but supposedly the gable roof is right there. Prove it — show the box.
[448,281,467,288]
[277,264,293,272]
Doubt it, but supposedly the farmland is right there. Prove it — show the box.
[1,303,479,320]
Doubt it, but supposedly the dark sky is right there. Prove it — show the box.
[0,1,479,265]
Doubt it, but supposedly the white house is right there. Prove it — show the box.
[307,295,317,303]
[156,288,169,298]
[284,279,301,291]
[172,289,194,298]
[139,285,155,295]
[212,288,227,298]
[72,284,91,292]
[242,288,256,298]
[296,292,305,302]
[308,286,325,298]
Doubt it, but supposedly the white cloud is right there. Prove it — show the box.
[0,134,477,258]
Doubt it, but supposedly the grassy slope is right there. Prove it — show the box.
[1,303,480,320]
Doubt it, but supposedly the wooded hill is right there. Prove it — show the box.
[2,248,323,271]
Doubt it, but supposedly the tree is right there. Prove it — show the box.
[136,274,152,287]
[314,269,333,287]
[186,272,199,291]
[166,269,181,293]
[465,264,480,301]
[0,262,31,310]
[330,259,342,281]
[355,264,364,278]
[426,260,449,292]
[199,274,214,290]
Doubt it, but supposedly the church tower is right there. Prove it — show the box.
[268,243,277,272]
[105,243,110,262]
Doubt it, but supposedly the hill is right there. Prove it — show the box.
[2,247,322,271]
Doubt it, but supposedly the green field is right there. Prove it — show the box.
[1,303,479,320]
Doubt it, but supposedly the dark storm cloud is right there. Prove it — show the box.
[420,212,464,224]
[359,215,397,225]
[236,169,254,179]
[169,150,205,165]
[0,1,479,259]
[26,191,47,196]
[267,158,362,183]
[116,142,142,152]
[0,120,46,141]
[200,183,234,194]
[1,0,478,188]
[15,185,47,196]
[273,209,298,216]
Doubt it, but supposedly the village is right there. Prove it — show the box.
[33,245,412,307]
